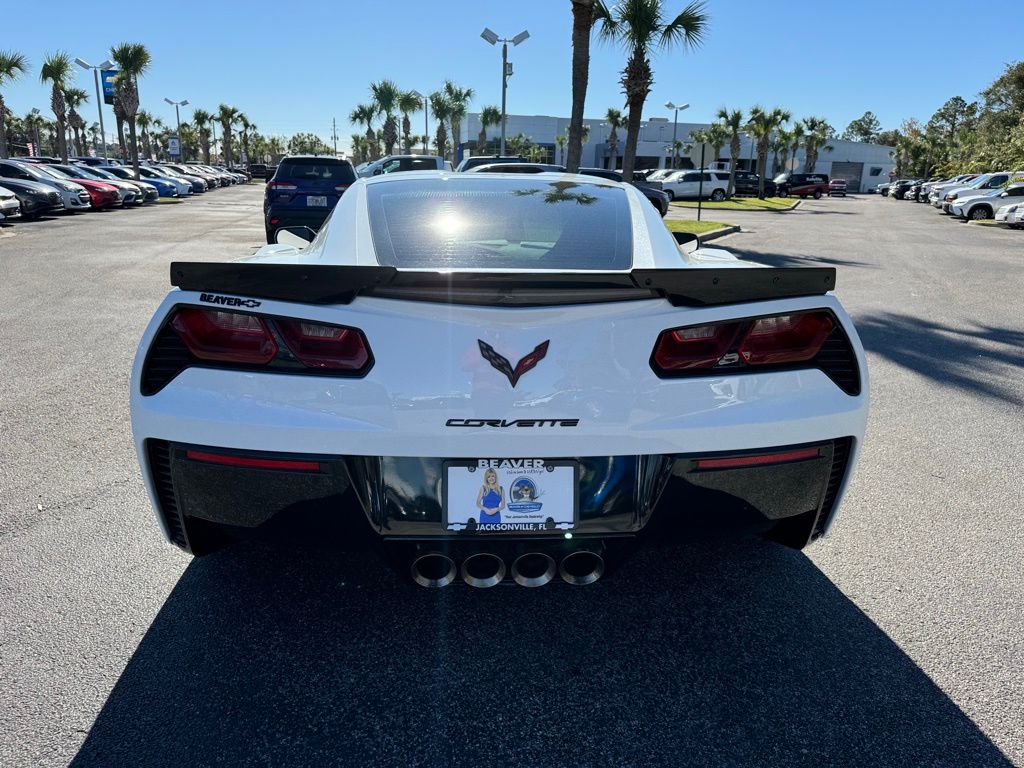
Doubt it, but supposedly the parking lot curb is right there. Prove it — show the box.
[700,225,741,242]
[671,199,801,213]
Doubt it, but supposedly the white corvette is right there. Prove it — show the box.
[130,172,868,588]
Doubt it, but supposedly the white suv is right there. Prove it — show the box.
[661,169,730,201]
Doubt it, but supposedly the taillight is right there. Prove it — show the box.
[652,322,742,370]
[277,319,370,370]
[738,313,833,365]
[171,308,277,364]
[652,311,838,375]
[335,184,349,193]
[267,181,297,191]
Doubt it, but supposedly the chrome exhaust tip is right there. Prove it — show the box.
[411,553,457,588]
[511,552,557,588]
[559,550,604,585]
[460,552,507,588]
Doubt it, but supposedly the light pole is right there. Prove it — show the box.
[410,90,427,154]
[163,97,188,162]
[75,57,114,160]
[480,27,529,155]
[665,101,689,169]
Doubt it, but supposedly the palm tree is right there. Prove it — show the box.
[398,91,422,154]
[428,91,451,160]
[216,104,240,168]
[136,109,154,160]
[266,135,285,161]
[788,122,805,173]
[774,127,792,176]
[40,52,72,161]
[23,108,45,158]
[64,87,89,157]
[595,0,708,180]
[605,107,626,170]
[477,105,501,154]
[349,103,378,160]
[746,106,790,197]
[151,117,166,160]
[0,51,29,158]
[110,42,151,175]
[443,81,474,166]
[717,107,743,197]
[801,116,833,174]
[238,113,254,164]
[178,122,197,161]
[705,122,728,169]
[567,0,597,172]
[370,80,400,156]
[554,134,567,164]
[192,108,212,163]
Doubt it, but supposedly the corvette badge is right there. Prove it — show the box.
[478,339,550,387]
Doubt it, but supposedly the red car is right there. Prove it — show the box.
[828,179,848,197]
[36,165,123,209]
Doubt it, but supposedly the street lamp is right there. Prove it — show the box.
[480,27,529,155]
[75,57,114,160]
[665,101,689,169]
[164,97,189,162]
[410,89,427,154]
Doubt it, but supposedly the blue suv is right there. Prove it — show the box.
[264,155,356,242]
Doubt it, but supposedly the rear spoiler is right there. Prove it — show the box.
[170,262,835,308]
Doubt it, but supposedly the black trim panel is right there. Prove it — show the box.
[169,263,836,308]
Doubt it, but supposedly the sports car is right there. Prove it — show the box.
[130,172,868,588]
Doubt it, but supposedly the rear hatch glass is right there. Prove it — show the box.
[277,159,356,189]
[366,176,633,270]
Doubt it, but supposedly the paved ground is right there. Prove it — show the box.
[1,189,1021,767]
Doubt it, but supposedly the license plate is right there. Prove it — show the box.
[443,459,578,533]
[306,195,327,207]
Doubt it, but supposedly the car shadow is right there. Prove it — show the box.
[728,243,877,269]
[856,312,1024,405]
[70,526,1011,767]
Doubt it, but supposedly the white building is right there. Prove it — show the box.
[461,112,895,193]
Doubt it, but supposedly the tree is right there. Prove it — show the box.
[477,105,501,154]
[110,42,151,175]
[705,122,728,167]
[595,0,708,180]
[0,51,28,158]
[567,0,597,172]
[287,132,331,154]
[40,52,72,161]
[349,103,378,160]
[398,91,422,154]
[717,107,743,196]
[23,108,45,158]
[443,81,474,165]
[65,87,89,157]
[370,79,400,156]
[136,109,154,160]
[841,111,880,142]
[216,103,240,168]
[428,92,450,160]
[747,106,790,198]
[506,132,533,156]
[604,107,626,169]
[554,134,567,163]
[801,116,834,173]
[875,128,899,148]
[192,108,212,163]
[238,113,254,163]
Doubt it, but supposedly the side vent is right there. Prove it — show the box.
[811,438,853,540]
[146,440,188,549]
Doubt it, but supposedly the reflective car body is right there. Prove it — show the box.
[0,159,92,210]
[102,166,179,197]
[0,177,63,217]
[131,172,868,588]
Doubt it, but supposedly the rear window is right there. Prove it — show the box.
[366,177,633,270]
[277,158,356,183]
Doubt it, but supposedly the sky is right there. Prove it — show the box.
[4,0,1022,153]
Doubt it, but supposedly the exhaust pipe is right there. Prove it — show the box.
[411,552,457,588]
[511,552,557,588]
[559,550,604,585]
[461,552,506,588]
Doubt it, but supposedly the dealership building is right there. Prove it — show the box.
[460,112,895,192]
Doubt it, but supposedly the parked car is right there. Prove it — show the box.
[264,155,357,242]
[950,182,1024,220]
[0,159,91,211]
[889,179,922,200]
[828,179,848,197]
[939,173,1020,212]
[32,164,124,209]
[661,169,730,201]
[466,163,565,174]
[73,156,121,166]
[0,184,21,221]
[994,201,1024,228]
[101,166,180,198]
[576,167,671,216]
[774,173,830,199]
[248,163,269,179]
[150,165,207,194]
[161,164,219,190]
[875,181,892,196]
[186,163,232,187]
[76,165,158,203]
[135,166,193,196]
[455,155,526,172]
[731,170,777,197]
[357,155,448,177]
[50,164,140,206]
[0,177,63,218]
[929,174,981,206]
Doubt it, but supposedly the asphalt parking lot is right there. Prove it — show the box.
[1,188,1021,767]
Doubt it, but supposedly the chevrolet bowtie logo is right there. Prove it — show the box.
[478,339,550,388]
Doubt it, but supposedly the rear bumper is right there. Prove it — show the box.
[265,205,333,233]
[144,437,854,551]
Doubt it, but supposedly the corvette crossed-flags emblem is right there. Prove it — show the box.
[477,339,550,388]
